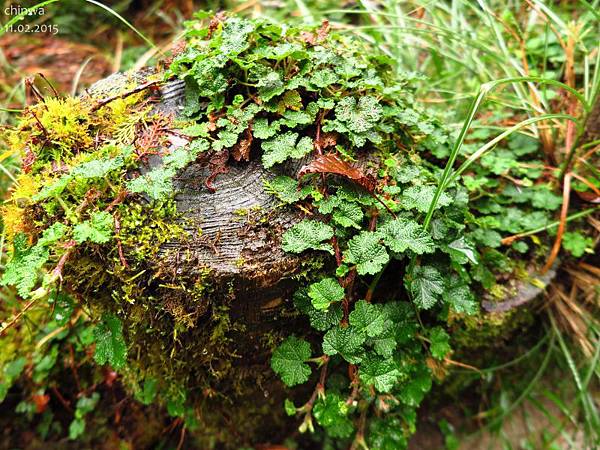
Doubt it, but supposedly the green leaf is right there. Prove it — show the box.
[332,201,364,229]
[167,395,185,417]
[71,154,127,179]
[253,118,280,140]
[322,326,365,363]
[257,70,285,101]
[69,418,85,440]
[470,228,502,248]
[380,218,435,255]
[37,223,67,247]
[126,166,177,201]
[408,265,444,310]
[313,393,354,438]
[429,327,451,360]
[445,236,478,265]
[308,278,345,311]
[69,393,100,439]
[50,292,74,326]
[136,378,158,405]
[344,231,389,275]
[401,185,452,213]
[263,175,309,204]
[216,17,255,55]
[270,336,312,386]
[261,132,313,168]
[164,139,209,169]
[442,277,478,315]
[562,231,593,257]
[180,123,210,138]
[369,324,399,358]
[530,185,562,210]
[0,357,26,402]
[359,355,401,392]
[398,365,432,406]
[1,234,49,298]
[73,211,113,244]
[32,174,73,201]
[349,300,386,337]
[310,68,339,88]
[368,417,408,450]
[334,96,382,133]
[281,220,334,254]
[293,289,343,331]
[284,398,297,416]
[93,313,127,369]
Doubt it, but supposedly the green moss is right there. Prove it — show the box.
[449,307,534,351]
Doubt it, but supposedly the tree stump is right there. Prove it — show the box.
[83,70,316,447]
[76,69,563,448]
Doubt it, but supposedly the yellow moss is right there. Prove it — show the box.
[98,93,151,145]
[36,97,94,154]
[0,204,26,240]
[11,173,40,201]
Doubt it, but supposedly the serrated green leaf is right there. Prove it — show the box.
[293,289,343,331]
[322,326,365,363]
[180,122,210,138]
[126,166,177,201]
[401,185,452,213]
[32,174,73,201]
[281,220,334,254]
[349,300,386,337]
[313,393,354,438]
[344,231,389,275]
[1,234,48,298]
[369,325,398,358]
[261,131,314,168]
[308,278,345,311]
[253,118,280,140]
[332,201,364,229]
[93,313,127,369]
[408,265,444,309]
[73,211,113,244]
[37,222,67,247]
[562,231,593,257]
[136,378,158,405]
[360,354,401,392]
[270,336,312,386]
[335,96,382,133]
[398,365,432,407]
[257,70,285,101]
[380,218,435,255]
[263,175,309,204]
[442,277,478,315]
[310,68,339,88]
[71,150,128,179]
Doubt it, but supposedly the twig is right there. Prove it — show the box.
[37,72,59,97]
[0,298,38,336]
[176,425,186,450]
[541,172,572,274]
[90,80,161,112]
[51,386,73,412]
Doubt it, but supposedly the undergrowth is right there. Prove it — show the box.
[0,3,598,449]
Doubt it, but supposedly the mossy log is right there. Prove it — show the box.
[81,70,320,447]
[77,71,555,448]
